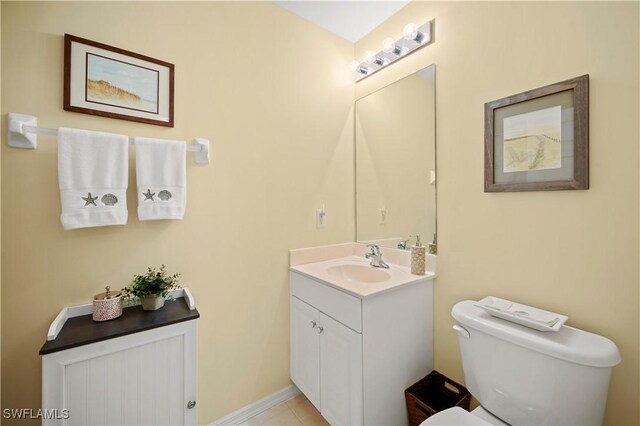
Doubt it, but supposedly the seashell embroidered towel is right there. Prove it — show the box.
[134,137,186,221]
[58,128,129,230]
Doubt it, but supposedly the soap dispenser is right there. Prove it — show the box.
[428,233,437,255]
[411,235,426,275]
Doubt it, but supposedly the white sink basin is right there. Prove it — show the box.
[326,264,390,283]
[291,256,433,298]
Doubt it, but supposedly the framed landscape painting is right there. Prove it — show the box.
[64,34,174,127]
[484,75,589,192]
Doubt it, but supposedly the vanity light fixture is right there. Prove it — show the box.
[352,20,432,80]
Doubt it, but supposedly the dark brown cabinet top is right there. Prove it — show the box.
[40,298,199,355]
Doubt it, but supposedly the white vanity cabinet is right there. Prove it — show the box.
[290,270,433,426]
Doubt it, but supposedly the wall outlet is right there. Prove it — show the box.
[316,206,326,228]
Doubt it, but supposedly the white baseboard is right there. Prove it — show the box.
[210,384,301,425]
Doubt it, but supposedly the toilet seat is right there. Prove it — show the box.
[470,406,507,425]
[420,407,492,425]
[421,406,509,425]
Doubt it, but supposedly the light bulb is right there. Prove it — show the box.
[365,51,377,64]
[383,37,407,56]
[365,50,386,67]
[350,60,369,75]
[403,23,418,41]
[383,38,396,54]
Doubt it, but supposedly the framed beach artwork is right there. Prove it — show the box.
[484,75,589,192]
[64,34,174,127]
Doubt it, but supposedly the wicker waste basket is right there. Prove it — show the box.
[405,370,471,426]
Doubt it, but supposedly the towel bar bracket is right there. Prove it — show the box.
[8,113,38,149]
[7,112,210,165]
[192,138,210,165]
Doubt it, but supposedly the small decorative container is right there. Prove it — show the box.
[93,286,123,322]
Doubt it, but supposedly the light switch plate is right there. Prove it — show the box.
[316,207,326,228]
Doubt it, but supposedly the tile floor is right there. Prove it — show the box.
[244,394,329,426]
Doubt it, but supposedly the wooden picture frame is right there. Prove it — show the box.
[484,75,588,192]
[64,34,174,127]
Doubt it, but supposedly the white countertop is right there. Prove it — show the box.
[290,255,435,298]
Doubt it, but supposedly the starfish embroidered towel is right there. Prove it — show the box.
[58,128,129,230]
[134,137,186,221]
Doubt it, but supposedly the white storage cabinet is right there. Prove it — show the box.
[40,290,198,426]
[290,272,433,426]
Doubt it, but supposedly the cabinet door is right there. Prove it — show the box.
[290,296,321,410]
[43,321,197,426]
[319,313,363,426]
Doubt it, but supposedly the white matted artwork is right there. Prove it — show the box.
[484,75,589,192]
[502,105,562,173]
[64,34,174,127]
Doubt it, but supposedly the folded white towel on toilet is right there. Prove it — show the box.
[134,137,186,221]
[58,128,129,230]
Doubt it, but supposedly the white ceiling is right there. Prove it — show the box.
[274,1,410,42]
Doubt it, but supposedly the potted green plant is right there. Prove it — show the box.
[123,264,181,311]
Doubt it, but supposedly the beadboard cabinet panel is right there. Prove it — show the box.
[43,320,196,426]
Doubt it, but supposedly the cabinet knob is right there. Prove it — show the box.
[317,326,324,334]
[187,400,196,409]
[310,321,317,328]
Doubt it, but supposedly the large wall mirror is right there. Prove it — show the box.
[355,64,436,250]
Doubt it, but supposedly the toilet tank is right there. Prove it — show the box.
[452,300,621,426]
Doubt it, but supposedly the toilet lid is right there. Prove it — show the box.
[420,407,492,425]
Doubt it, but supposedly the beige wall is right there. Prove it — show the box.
[1,2,354,423]
[356,2,639,425]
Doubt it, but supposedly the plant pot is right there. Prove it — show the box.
[140,294,165,311]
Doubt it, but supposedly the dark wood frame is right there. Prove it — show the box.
[484,75,589,192]
[64,34,174,127]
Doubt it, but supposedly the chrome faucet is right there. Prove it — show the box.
[397,239,410,250]
[365,244,390,269]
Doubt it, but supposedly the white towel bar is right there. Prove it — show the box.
[7,112,210,165]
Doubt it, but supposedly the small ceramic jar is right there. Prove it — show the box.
[93,286,123,322]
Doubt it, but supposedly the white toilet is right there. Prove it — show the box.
[423,300,621,426]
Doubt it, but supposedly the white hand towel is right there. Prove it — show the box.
[135,137,186,221]
[58,128,129,230]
